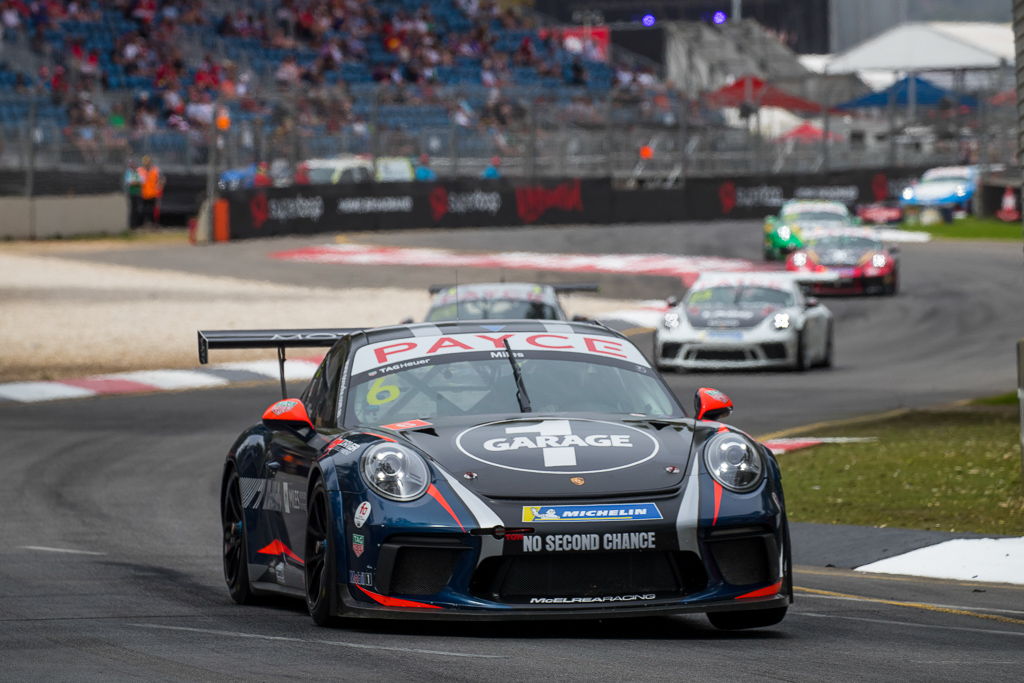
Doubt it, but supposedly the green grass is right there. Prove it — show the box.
[972,392,1020,406]
[778,408,1024,534]
[906,216,1023,240]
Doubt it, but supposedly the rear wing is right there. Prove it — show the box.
[551,283,599,294]
[427,283,600,294]
[197,328,361,397]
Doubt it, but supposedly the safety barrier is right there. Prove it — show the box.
[211,167,931,240]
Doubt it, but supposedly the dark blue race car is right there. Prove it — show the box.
[200,320,791,630]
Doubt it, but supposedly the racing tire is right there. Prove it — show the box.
[222,468,255,605]
[794,331,810,372]
[707,606,788,631]
[305,478,338,626]
[820,324,834,368]
[885,270,899,296]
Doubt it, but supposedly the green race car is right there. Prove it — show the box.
[763,200,858,261]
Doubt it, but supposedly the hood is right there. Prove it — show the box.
[812,247,869,267]
[686,305,774,329]
[389,415,695,499]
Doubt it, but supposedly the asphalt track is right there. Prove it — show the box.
[1,221,1022,680]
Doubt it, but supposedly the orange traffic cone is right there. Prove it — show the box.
[996,187,1020,222]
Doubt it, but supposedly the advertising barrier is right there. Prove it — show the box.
[210,166,936,240]
[219,178,612,240]
[681,168,929,221]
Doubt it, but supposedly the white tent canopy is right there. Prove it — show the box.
[825,22,1012,73]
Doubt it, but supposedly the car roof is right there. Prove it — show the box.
[353,319,618,347]
[429,282,559,306]
[922,165,975,180]
[689,272,801,293]
[781,200,849,215]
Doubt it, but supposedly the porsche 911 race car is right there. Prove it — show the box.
[201,320,791,630]
[420,282,598,322]
[786,233,899,296]
[899,165,978,220]
[655,273,833,372]
[763,199,857,261]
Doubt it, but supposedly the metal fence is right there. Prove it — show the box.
[0,78,1018,194]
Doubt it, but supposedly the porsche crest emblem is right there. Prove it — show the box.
[570,477,585,486]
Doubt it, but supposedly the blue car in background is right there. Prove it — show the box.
[899,166,978,219]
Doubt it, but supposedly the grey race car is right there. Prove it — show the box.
[655,273,834,372]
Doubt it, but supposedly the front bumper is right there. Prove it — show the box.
[655,334,797,370]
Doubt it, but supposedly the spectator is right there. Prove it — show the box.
[137,155,165,226]
[481,156,501,179]
[123,157,143,228]
[252,161,273,187]
[413,153,436,181]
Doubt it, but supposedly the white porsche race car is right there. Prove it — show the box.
[655,273,834,372]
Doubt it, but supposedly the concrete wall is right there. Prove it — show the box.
[0,193,127,240]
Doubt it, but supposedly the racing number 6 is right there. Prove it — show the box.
[367,377,400,405]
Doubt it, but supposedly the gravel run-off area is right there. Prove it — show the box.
[0,243,640,382]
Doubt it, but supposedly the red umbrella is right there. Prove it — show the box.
[779,122,843,142]
[705,75,823,113]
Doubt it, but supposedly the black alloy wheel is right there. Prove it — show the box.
[305,479,337,626]
[222,469,254,604]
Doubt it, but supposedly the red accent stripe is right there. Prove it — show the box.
[61,378,157,394]
[426,484,466,531]
[354,584,442,609]
[363,432,396,442]
[712,481,723,526]
[257,539,303,565]
[735,580,783,600]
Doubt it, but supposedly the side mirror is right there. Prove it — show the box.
[694,387,734,422]
[262,398,315,439]
[399,317,414,324]
[804,297,819,308]
[571,314,592,322]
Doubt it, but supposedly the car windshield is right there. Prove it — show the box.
[345,347,679,425]
[686,286,794,307]
[808,235,881,251]
[425,300,560,322]
[783,211,848,224]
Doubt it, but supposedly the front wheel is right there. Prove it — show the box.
[305,479,338,626]
[820,324,834,368]
[794,331,810,372]
[222,468,254,604]
[708,606,788,630]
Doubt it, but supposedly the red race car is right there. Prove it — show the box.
[786,233,899,296]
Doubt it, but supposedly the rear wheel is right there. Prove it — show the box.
[708,606,788,630]
[305,479,338,626]
[222,468,254,604]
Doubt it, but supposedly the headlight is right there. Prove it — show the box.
[704,432,764,492]
[776,225,791,241]
[773,312,790,329]
[791,252,808,267]
[955,186,966,197]
[902,187,914,200]
[360,442,430,501]
[871,253,887,268]
[663,312,680,329]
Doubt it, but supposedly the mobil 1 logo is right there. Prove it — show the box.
[455,418,660,475]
